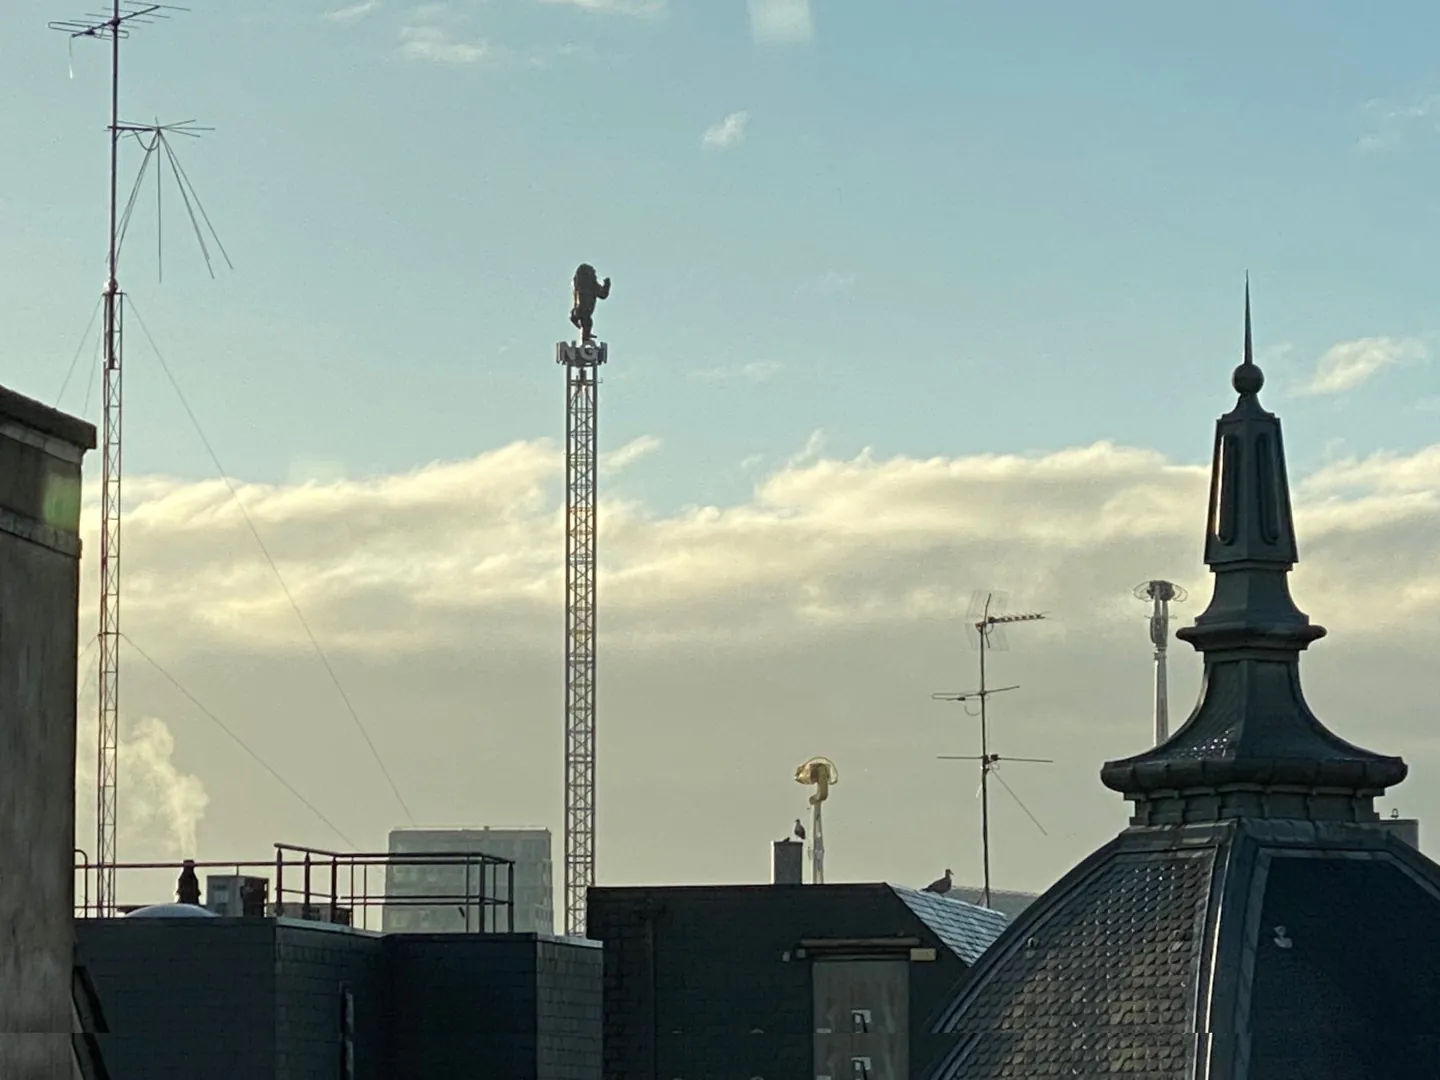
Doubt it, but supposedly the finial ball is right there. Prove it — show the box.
[1232,362,1264,396]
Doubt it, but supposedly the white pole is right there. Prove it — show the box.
[1152,595,1170,744]
[812,801,825,884]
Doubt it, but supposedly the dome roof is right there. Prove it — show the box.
[123,903,219,919]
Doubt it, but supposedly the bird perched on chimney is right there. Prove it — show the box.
[923,868,953,895]
[793,818,807,842]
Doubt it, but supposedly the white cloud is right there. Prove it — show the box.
[702,110,750,150]
[601,435,663,473]
[748,0,813,44]
[692,360,782,383]
[324,0,381,23]
[398,24,505,64]
[800,270,856,296]
[1358,94,1440,152]
[1295,336,1427,395]
[73,433,1440,905]
[535,0,667,15]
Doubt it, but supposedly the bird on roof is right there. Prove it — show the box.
[923,869,953,895]
[793,818,806,841]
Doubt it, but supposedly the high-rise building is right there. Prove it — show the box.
[383,828,554,935]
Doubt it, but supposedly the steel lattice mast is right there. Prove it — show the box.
[557,338,606,936]
[50,1,186,917]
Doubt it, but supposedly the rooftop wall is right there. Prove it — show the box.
[0,385,95,1079]
[588,884,978,1080]
[75,918,601,1079]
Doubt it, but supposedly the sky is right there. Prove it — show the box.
[3,0,1440,910]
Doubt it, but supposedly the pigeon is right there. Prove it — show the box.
[793,818,807,841]
[923,868,953,895]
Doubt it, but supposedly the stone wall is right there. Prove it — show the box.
[0,385,94,1078]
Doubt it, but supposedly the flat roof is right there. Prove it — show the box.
[0,382,96,450]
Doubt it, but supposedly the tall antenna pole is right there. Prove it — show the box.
[1134,580,1188,745]
[934,592,1049,908]
[557,337,605,936]
[51,1,189,917]
[55,1,154,919]
[794,757,838,884]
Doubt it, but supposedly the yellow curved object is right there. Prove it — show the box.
[794,757,838,805]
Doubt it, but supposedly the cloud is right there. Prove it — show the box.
[799,270,856,297]
[397,23,504,64]
[73,431,1440,905]
[324,0,381,23]
[535,0,667,14]
[749,0,813,44]
[702,110,750,150]
[692,361,782,384]
[1295,336,1427,395]
[601,435,663,473]
[1357,94,1440,152]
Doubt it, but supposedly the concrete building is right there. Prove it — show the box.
[0,385,95,1078]
[76,915,602,1079]
[587,882,1009,1079]
[384,827,554,935]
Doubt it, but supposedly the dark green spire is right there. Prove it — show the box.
[1101,283,1407,826]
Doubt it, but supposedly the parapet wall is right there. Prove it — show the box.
[0,384,95,1078]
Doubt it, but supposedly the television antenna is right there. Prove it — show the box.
[1133,580,1188,745]
[933,590,1050,909]
[51,1,228,918]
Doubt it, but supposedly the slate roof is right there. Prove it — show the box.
[889,885,1010,965]
[927,842,1214,1079]
[943,884,1039,920]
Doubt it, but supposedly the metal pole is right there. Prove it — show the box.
[978,608,991,909]
[1155,593,1171,744]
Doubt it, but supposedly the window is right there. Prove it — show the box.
[339,986,355,1080]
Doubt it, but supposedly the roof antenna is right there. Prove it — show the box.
[932,590,1051,910]
[49,1,228,919]
[1133,580,1188,745]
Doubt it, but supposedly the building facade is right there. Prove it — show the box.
[587,882,1009,1080]
[384,828,554,935]
[0,385,95,1079]
[75,916,601,1079]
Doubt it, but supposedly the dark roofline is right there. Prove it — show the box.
[589,882,899,897]
[0,383,97,450]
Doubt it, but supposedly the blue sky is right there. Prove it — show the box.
[10,1,1440,893]
[4,0,1438,514]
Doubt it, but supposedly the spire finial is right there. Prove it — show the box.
[1233,274,1263,395]
[1100,279,1407,825]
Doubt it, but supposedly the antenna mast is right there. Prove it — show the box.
[1133,580,1188,745]
[794,757,839,884]
[51,1,196,917]
[556,335,605,936]
[933,591,1049,908]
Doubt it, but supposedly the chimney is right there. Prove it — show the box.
[772,839,803,885]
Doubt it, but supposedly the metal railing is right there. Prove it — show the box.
[75,843,516,934]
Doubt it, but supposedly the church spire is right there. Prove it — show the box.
[1101,283,1406,825]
